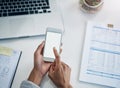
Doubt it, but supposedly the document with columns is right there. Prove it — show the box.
[79,21,120,88]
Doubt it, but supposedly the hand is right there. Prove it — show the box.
[28,41,51,85]
[48,48,72,88]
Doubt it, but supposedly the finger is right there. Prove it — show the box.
[48,65,54,76]
[48,70,52,79]
[60,48,62,54]
[45,62,52,70]
[53,47,61,66]
[61,62,70,70]
[61,62,67,70]
[49,66,53,73]
[41,45,45,55]
[36,41,45,54]
[48,71,54,83]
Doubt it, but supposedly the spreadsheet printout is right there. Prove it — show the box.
[79,21,120,88]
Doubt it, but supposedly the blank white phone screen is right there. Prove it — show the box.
[44,32,61,59]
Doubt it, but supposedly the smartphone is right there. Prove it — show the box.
[43,28,62,62]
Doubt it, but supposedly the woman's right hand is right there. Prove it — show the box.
[48,47,72,88]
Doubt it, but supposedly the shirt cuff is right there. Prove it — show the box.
[20,80,40,88]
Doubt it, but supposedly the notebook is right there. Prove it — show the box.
[0,46,22,88]
[79,21,120,88]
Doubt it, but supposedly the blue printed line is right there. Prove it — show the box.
[87,69,120,77]
[93,26,120,33]
[90,47,120,55]
[87,72,120,80]
[113,74,120,77]
[87,72,102,77]
[87,70,103,74]
[91,40,120,47]
[93,26,108,30]
[112,29,120,32]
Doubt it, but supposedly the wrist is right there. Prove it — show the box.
[28,68,43,85]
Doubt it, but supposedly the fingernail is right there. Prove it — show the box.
[53,47,56,50]
[42,41,45,44]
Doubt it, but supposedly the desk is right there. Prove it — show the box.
[0,0,120,88]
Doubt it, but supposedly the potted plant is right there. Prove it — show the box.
[85,0,102,6]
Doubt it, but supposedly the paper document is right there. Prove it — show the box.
[79,21,120,88]
[0,46,21,88]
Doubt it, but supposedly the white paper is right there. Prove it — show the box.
[0,50,21,88]
[79,21,120,88]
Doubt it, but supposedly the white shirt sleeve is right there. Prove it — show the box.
[20,80,40,88]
